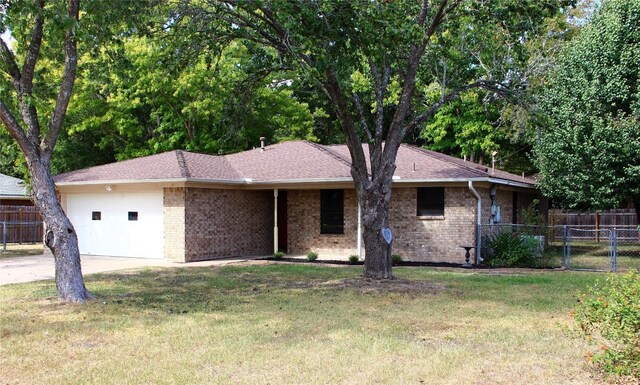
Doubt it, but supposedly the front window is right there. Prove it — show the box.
[417,187,445,216]
[320,190,344,234]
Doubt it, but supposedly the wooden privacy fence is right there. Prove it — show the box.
[0,205,44,244]
[549,209,638,241]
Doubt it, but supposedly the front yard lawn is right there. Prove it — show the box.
[0,264,610,385]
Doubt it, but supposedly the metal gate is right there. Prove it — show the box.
[564,227,640,272]
[565,228,615,271]
[612,227,640,272]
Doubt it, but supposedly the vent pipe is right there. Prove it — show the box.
[491,151,497,174]
[260,137,266,151]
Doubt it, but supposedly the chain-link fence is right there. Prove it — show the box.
[479,223,639,272]
[565,228,614,271]
[479,224,564,268]
[612,227,640,272]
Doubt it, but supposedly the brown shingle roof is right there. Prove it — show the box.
[54,141,536,187]
[224,141,351,181]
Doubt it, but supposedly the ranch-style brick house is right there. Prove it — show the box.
[54,140,544,264]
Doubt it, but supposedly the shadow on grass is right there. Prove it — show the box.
[1,263,604,339]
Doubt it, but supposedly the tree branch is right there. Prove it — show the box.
[382,0,463,173]
[0,2,43,146]
[21,0,45,96]
[43,0,79,157]
[402,80,515,136]
[353,93,372,143]
[0,38,21,87]
[0,100,34,157]
[367,58,391,178]
[324,68,369,184]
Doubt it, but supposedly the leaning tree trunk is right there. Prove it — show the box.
[27,157,91,302]
[358,178,394,280]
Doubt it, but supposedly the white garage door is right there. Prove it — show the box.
[66,191,164,259]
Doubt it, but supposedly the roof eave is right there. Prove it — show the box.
[0,195,30,199]
[392,177,536,189]
[54,176,536,189]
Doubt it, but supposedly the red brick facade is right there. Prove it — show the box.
[164,187,273,262]
[287,189,359,257]
[163,185,541,263]
[184,188,273,261]
[286,186,541,263]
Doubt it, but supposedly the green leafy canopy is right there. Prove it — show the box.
[534,0,640,211]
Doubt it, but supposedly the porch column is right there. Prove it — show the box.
[357,200,362,260]
[274,189,279,254]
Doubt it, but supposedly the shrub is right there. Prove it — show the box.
[348,255,359,264]
[482,230,537,267]
[573,271,640,378]
[273,251,284,260]
[306,251,318,262]
[391,254,402,265]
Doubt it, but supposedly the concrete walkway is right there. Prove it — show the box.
[0,254,263,285]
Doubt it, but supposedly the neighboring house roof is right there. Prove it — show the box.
[0,173,28,198]
[54,141,536,188]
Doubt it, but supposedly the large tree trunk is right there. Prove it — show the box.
[28,157,91,303]
[358,178,394,279]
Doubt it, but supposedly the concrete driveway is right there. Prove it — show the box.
[0,254,263,285]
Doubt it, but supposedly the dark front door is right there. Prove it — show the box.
[277,191,288,253]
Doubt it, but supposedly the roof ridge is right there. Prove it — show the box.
[175,150,190,178]
[218,153,243,180]
[180,150,243,180]
[302,141,353,168]
[403,144,535,184]
[402,144,488,177]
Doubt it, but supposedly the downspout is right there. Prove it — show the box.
[468,181,482,264]
[274,189,278,254]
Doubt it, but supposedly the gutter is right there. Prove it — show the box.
[55,176,535,189]
[468,181,482,264]
[392,177,535,189]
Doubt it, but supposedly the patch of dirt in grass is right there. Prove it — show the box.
[246,277,446,294]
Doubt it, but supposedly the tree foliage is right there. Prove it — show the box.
[57,36,317,172]
[0,0,154,302]
[534,0,640,213]
[172,0,574,278]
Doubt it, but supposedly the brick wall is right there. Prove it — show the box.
[478,187,514,224]
[287,187,479,263]
[390,187,476,263]
[183,188,273,261]
[163,187,186,261]
[477,187,545,225]
[287,189,359,257]
[164,185,534,263]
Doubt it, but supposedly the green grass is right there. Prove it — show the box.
[0,243,44,259]
[0,264,614,385]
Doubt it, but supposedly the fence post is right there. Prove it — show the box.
[2,222,6,253]
[18,208,23,244]
[562,225,568,268]
[612,229,618,272]
[595,210,599,243]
